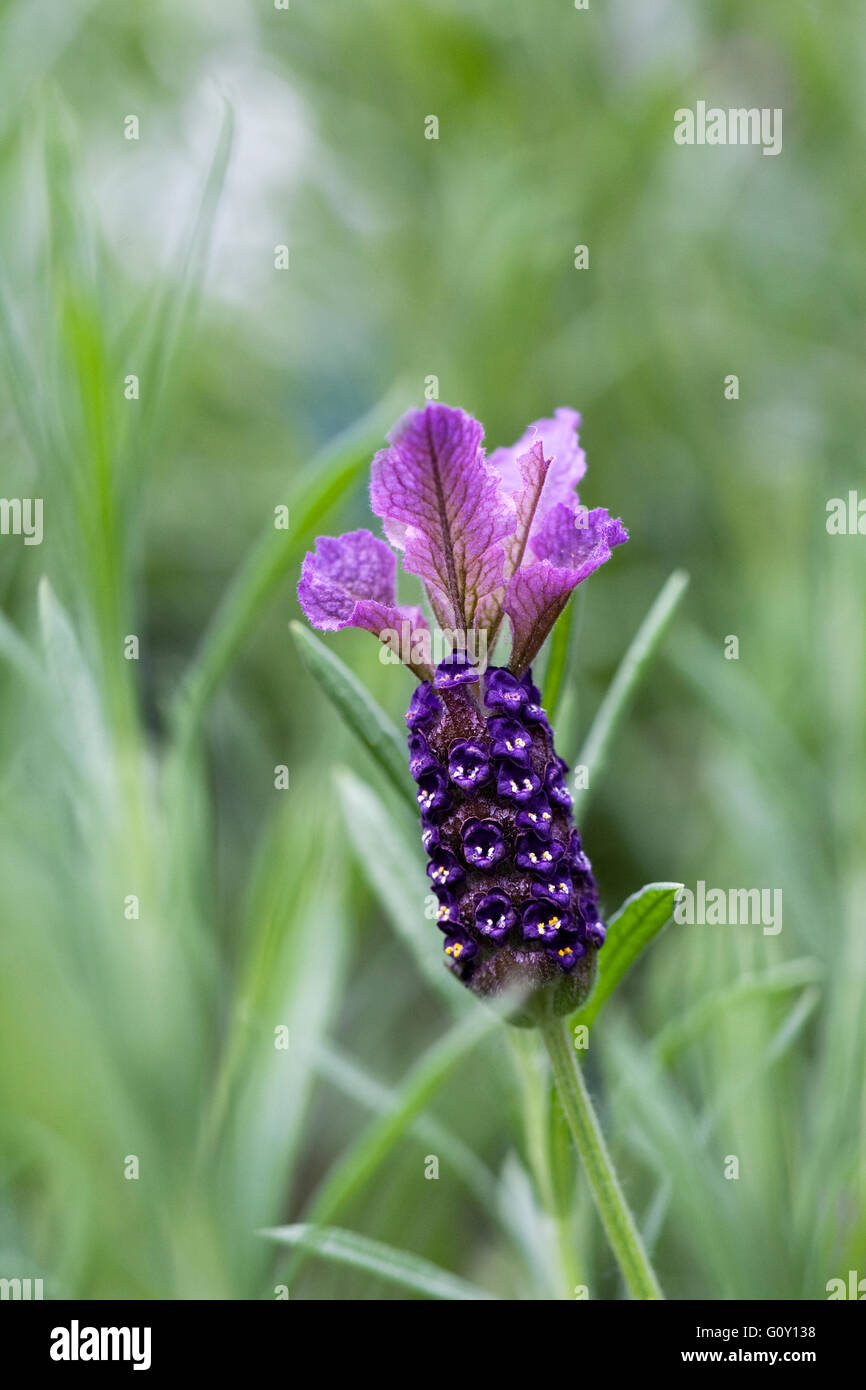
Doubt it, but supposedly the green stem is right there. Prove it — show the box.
[509,1031,581,1298]
[540,1016,664,1300]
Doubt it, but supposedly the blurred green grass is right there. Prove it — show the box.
[0,0,863,1299]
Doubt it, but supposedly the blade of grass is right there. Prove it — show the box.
[651,959,823,1066]
[542,584,586,725]
[313,1040,498,1219]
[574,569,689,817]
[260,1223,496,1300]
[313,1039,548,1293]
[293,625,412,808]
[37,577,114,809]
[135,105,235,451]
[573,882,682,1032]
[218,840,350,1244]
[278,1004,504,1285]
[335,766,466,1008]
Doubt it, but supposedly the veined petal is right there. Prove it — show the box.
[501,440,549,581]
[369,404,512,634]
[488,408,586,541]
[504,505,627,673]
[297,529,432,677]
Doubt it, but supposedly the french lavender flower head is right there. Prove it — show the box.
[298,404,627,1025]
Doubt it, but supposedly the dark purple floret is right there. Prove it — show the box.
[461,818,507,871]
[406,681,443,730]
[448,740,491,792]
[568,827,593,876]
[488,717,533,765]
[484,667,527,714]
[408,732,438,780]
[522,900,572,943]
[576,892,604,944]
[434,887,462,929]
[415,767,451,819]
[443,932,477,965]
[545,756,573,809]
[496,760,542,803]
[405,662,607,1021]
[516,794,555,839]
[584,920,606,947]
[546,940,586,973]
[532,874,572,908]
[519,669,550,728]
[475,891,516,942]
[426,845,465,888]
[515,831,565,878]
[434,652,480,689]
[421,822,440,854]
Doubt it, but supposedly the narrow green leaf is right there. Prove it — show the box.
[313,1040,499,1222]
[651,958,823,1065]
[260,1223,496,1300]
[574,882,682,1031]
[574,569,689,817]
[279,1007,500,1285]
[292,625,412,806]
[541,592,575,722]
[0,610,46,697]
[137,105,235,442]
[335,766,465,1008]
[702,987,821,1132]
[542,583,587,727]
[0,281,54,466]
[204,830,349,1235]
[666,620,825,811]
[37,577,114,805]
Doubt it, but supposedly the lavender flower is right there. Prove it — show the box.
[298,402,627,1022]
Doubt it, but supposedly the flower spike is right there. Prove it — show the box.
[297,401,625,1024]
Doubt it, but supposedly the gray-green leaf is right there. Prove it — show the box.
[292,622,412,807]
[260,1223,497,1300]
[574,882,682,1030]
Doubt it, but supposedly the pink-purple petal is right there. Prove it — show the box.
[297,529,432,677]
[488,408,587,541]
[298,529,397,629]
[505,506,628,673]
[369,404,512,634]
